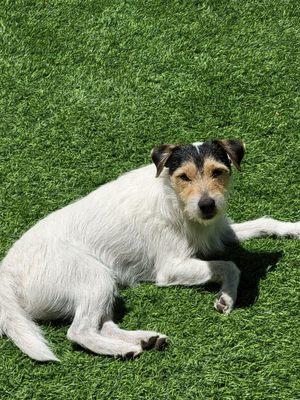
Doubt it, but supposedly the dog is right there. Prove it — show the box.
[0,139,299,362]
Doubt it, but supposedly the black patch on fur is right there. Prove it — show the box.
[165,140,231,175]
[219,139,244,170]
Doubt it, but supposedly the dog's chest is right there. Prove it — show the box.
[185,220,226,257]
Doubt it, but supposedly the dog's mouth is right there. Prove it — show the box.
[198,208,219,223]
[201,212,216,220]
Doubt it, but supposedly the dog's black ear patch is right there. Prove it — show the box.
[217,139,245,171]
[151,144,178,177]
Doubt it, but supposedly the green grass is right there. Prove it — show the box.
[0,0,299,399]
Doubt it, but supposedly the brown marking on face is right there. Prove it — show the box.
[202,158,231,195]
[170,158,231,206]
[170,161,200,204]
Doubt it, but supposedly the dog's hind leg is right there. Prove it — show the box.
[100,320,167,350]
[228,217,300,242]
[67,313,142,359]
[66,259,142,359]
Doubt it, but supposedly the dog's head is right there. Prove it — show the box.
[151,139,245,224]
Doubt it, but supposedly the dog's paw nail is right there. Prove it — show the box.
[133,351,142,359]
[214,295,233,315]
[219,296,226,306]
[215,301,226,313]
[141,335,159,350]
[155,336,168,350]
[122,350,141,360]
[124,351,135,359]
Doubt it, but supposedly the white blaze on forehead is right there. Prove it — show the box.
[193,142,203,154]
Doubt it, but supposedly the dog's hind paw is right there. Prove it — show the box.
[121,350,142,360]
[141,335,159,350]
[214,293,234,315]
[154,335,168,350]
[118,345,143,360]
[141,334,168,351]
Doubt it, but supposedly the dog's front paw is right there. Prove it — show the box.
[214,293,234,315]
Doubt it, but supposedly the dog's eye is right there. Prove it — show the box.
[212,169,224,178]
[178,173,191,182]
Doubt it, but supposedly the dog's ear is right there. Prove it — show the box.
[151,144,177,177]
[217,139,245,171]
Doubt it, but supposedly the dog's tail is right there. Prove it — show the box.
[0,271,59,362]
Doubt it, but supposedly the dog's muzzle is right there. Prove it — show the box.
[198,197,217,220]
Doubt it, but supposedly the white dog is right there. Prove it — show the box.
[0,139,299,362]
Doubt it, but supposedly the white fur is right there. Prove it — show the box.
[0,163,299,361]
[193,142,203,154]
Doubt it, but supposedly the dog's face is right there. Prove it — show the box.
[152,139,245,224]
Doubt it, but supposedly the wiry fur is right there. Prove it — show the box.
[0,141,299,362]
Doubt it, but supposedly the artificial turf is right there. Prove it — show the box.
[0,0,299,399]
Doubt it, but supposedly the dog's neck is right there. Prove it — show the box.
[184,214,228,257]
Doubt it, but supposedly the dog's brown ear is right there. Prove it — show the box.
[217,139,245,171]
[151,144,177,177]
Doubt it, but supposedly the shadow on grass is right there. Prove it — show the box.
[114,296,131,324]
[110,243,284,323]
[202,243,283,308]
[112,244,283,327]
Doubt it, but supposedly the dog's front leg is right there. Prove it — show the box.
[155,258,240,314]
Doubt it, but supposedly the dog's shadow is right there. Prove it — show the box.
[202,244,283,308]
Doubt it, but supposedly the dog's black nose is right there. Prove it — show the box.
[198,197,216,219]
